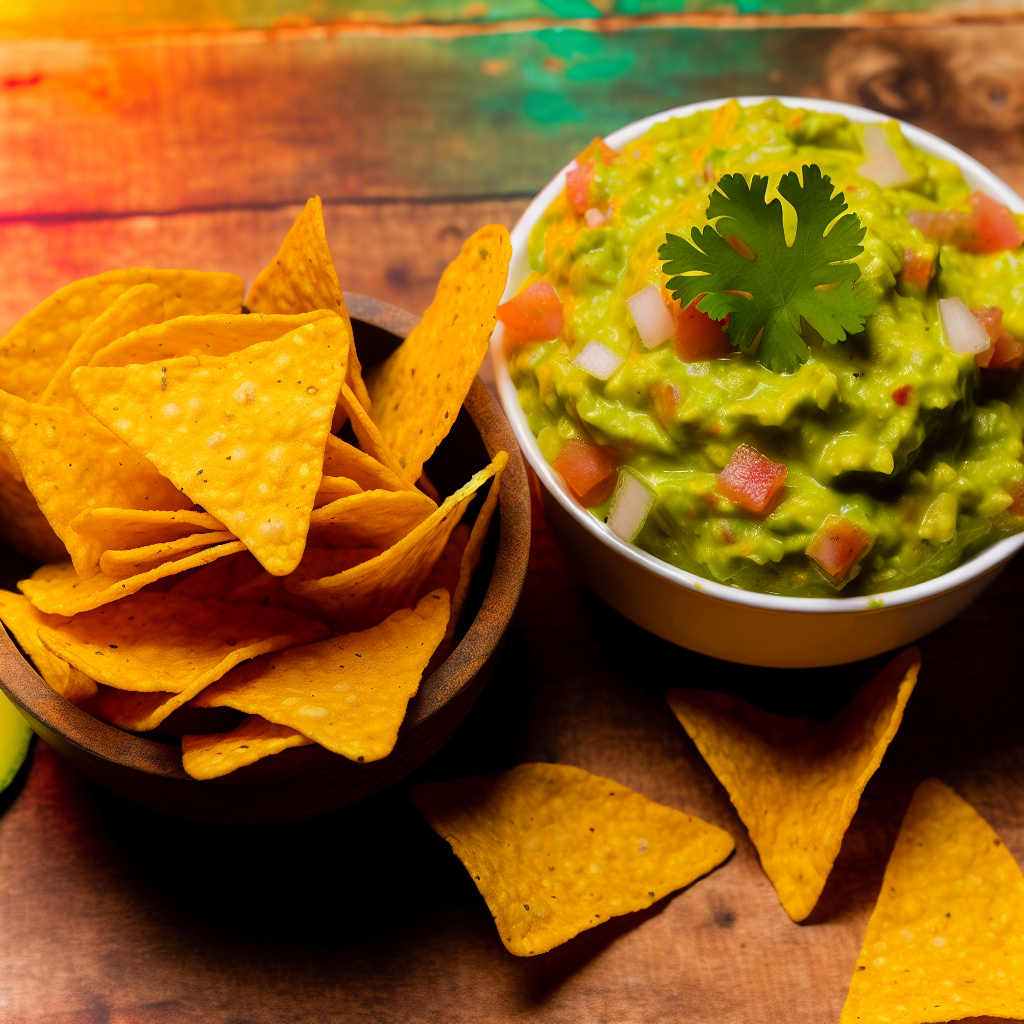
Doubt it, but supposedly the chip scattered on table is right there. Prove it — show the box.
[667,647,920,922]
[840,777,1024,1024]
[411,763,734,956]
[182,714,314,780]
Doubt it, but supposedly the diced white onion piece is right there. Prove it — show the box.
[626,284,674,349]
[584,207,606,228]
[857,127,912,188]
[574,340,624,380]
[607,469,655,543]
[939,297,991,354]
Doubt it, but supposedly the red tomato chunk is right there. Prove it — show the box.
[971,306,1024,371]
[496,281,564,349]
[566,160,595,216]
[575,136,619,166]
[901,249,933,290]
[716,444,788,515]
[892,385,912,406]
[650,381,680,428]
[908,192,1023,255]
[805,515,871,584]
[673,298,733,362]
[552,437,617,508]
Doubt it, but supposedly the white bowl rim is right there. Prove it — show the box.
[491,94,1024,616]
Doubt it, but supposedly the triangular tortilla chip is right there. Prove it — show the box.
[287,452,507,628]
[88,310,339,367]
[323,434,406,492]
[409,762,735,956]
[182,715,314,780]
[667,647,920,922]
[71,320,348,576]
[246,196,371,413]
[314,475,362,507]
[367,225,511,483]
[338,383,412,485]
[0,268,243,404]
[166,551,264,600]
[308,488,437,547]
[0,590,97,704]
[0,389,192,575]
[98,531,236,580]
[841,778,1024,1024]
[37,592,328,694]
[69,508,226,551]
[450,454,504,631]
[19,542,247,616]
[194,589,450,761]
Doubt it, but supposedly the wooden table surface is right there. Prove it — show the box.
[1,8,1023,1021]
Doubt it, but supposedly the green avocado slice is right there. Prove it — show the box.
[0,690,32,796]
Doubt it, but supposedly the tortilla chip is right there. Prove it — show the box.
[88,310,339,367]
[69,508,226,551]
[0,389,192,574]
[367,225,511,483]
[418,524,470,600]
[98,531,236,580]
[338,383,411,485]
[19,542,247,616]
[194,589,449,760]
[308,488,437,548]
[181,714,314,780]
[287,452,507,628]
[451,455,504,630]
[667,648,920,922]
[37,592,328,694]
[0,590,98,703]
[840,778,1024,1024]
[166,550,264,600]
[324,434,406,492]
[409,762,735,956]
[71,320,349,576]
[245,196,371,413]
[0,469,67,563]
[0,268,243,404]
[314,475,362,507]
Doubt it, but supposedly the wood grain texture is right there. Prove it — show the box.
[0,507,1020,1022]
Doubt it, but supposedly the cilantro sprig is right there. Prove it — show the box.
[658,164,878,374]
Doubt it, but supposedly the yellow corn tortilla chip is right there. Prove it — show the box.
[0,590,97,704]
[167,550,264,600]
[409,762,735,957]
[194,589,449,761]
[287,452,507,628]
[71,320,349,576]
[69,508,226,551]
[0,469,66,563]
[324,434,406,492]
[87,310,339,367]
[451,455,504,632]
[308,488,437,548]
[667,647,920,922]
[182,714,314,780]
[98,531,236,580]
[0,268,243,404]
[841,778,1024,1024]
[314,475,362,508]
[19,542,247,616]
[0,389,192,575]
[246,196,371,414]
[338,383,412,486]
[36,592,328,694]
[366,225,511,483]
[418,524,470,600]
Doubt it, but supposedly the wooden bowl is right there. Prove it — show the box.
[0,295,531,824]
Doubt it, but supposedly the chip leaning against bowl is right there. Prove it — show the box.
[502,99,1024,597]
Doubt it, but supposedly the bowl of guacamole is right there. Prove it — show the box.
[491,96,1024,667]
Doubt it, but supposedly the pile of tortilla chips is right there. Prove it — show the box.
[0,197,512,779]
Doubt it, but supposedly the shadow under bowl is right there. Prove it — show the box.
[0,295,532,824]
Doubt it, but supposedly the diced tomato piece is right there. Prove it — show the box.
[566,160,595,216]
[970,306,1023,370]
[805,515,871,584]
[971,305,1004,342]
[892,385,912,406]
[496,281,564,349]
[901,248,933,290]
[908,208,975,247]
[552,437,617,508]
[716,444,788,515]
[575,136,619,166]
[1008,480,1024,517]
[650,381,680,428]
[964,192,1024,254]
[672,297,733,362]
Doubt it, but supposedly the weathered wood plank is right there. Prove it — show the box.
[1,22,1021,218]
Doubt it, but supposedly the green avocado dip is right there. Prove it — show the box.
[503,99,1024,598]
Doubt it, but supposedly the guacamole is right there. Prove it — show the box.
[505,100,1024,597]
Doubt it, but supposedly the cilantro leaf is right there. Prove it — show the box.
[658,164,878,374]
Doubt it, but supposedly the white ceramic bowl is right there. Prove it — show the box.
[492,95,1024,668]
